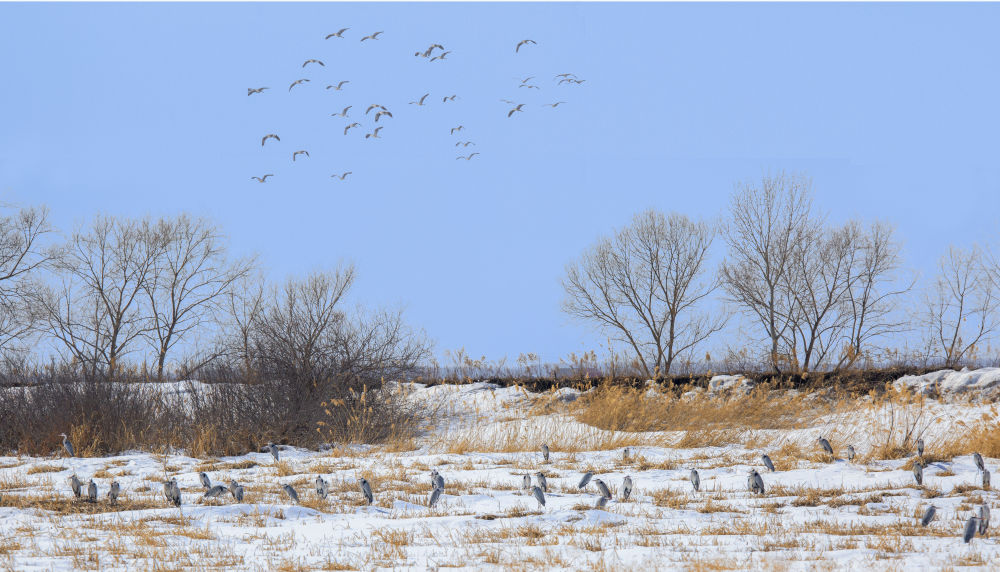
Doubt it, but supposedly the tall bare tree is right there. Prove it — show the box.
[720,173,814,374]
[40,215,164,380]
[221,270,267,380]
[562,209,725,378]
[0,203,58,361]
[924,244,999,367]
[143,214,254,380]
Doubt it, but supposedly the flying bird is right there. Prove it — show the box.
[325,28,349,39]
[248,87,269,96]
[360,31,383,42]
[364,126,383,139]
[442,95,458,102]
[518,84,540,90]
[545,102,566,108]
[519,76,535,84]
[288,79,310,91]
[261,134,280,146]
[292,150,310,161]
[343,122,361,135]
[507,104,525,118]
[454,141,475,147]
[331,106,352,118]
[331,172,352,180]
[559,78,587,85]
[326,81,350,91]
[450,125,464,135]
[374,109,393,122]
[302,59,325,68]
[555,73,577,79]
[251,174,273,183]
[515,39,536,52]
[456,152,479,161]
[415,44,444,58]
[409,93,430,106]
[366,103,387,114]
[430,51,451,61]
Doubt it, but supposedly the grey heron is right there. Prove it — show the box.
[964,516,980,543]
[434,472,445,492]
[762,454,775,472]
[984,469,991,490]
[973,452,985,472]
[282,484,299,504]
[595,479,611,499]
[316,475,329,499]
[979,504,991,535]
[817,436,834,456]
[596,495,609,508]
[541,443,549,463]
[748,469,765,495]
[429,487,442,508]
[913,460,923,486]
[204,485,228,499]
[690,469,700,493]
[359,478,373,505]
[87,480,97,503]
[622,476,633,501]
[578,472,594,490]
[532,485,546,508]
[230,480,244,502]
[535,472,547,493]
[623,447,630,461]
[108,481,120,506]
[59,433,74,457]
[916,438,924,458]
[267,443,279,463]
[70,474,82,498]
[523,474,532,490]
[921,505,936,526]
[847,445,856,462]
[199,472,211,489]
[162,479,172,503]
[169,478,181,507]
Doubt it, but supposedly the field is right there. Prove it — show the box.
[3,370,1000,571]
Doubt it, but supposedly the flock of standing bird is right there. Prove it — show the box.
[246,28,585,184]
[51,432,994,544]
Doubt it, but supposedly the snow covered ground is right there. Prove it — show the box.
[3,378,1000,570]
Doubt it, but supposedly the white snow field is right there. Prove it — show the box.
[3,374,1000,571]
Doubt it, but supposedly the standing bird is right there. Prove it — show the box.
[292,150,310,161]
[261,134,280,146]
[429,486,442,508]
[288,79,310,91]
[248,87,269,96]
[199,472,211,490]
[302,59,325,68]
[515,39,537,52]
[162,479,172,504]
[984,469,991,490]
[325,28,349,39]
[450,125,464,135]
[282,484,299,504]
[578,472,593,490]
[316,475,329,499]
[762,454,775,472]
[70,474,82,498]
[343,123,361,135]
[331,172,353,180]
[748,469,765,495]
[921,505,937,526]
[230,480,244,502]
[522,474,532,490]
[847,445,856,462]
[916,438,925,458]
[204,485,228,500]
[974,452,986,473]
[595,479,611,500]
[817,436,834,456]
[87,480,97,503]
[532,485,546,508]
[596,496,609,508]
[541,444,550,463]
[359,478,373,505]
[690,469,700,493]
[535,472,547,493]
[108,481,120,506]
[360,31,383,42]
[433,472,445,492]
[964,516,981,543]
[326,81,350,91]
[913,460,924,486]
[267,442,279,463]
[59,433,74,458]
[507,103,525,118]
[979,504,991,535]
[169,478,181,507]
[331,106,352,118]
[409,93,430,106]
[622,476,633,501]
[251,174,273,183]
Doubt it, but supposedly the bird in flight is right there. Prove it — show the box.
[454,141,475,147]
[261,133,280,146]
[366,103,387,114]
[365,126,384,139]
[331,172,352,180]
[415,44,445,58]
[302,59,325,68]
[288,79,310,91]
[516,39,537,52]
[343,122,361,135]
[326,81,350,91]
[325,28,349,39]
[507,103,525,118]
[555,73,577,79]
[251,174,273,183]
[519,84,540,90]
[457,152,480,161]
[248,87,269,96]
[331,106,352,118]
[450,125,464,135]
[500,98,517,104]
[545,101,566,108]
[520,76,535,84]
[442,95,458,103]
[409,93,430,106]
[560,78,586,85]
[360,31,383,42]
[292,150,310,161]
[430,51,451,62]
[374,109,393,122]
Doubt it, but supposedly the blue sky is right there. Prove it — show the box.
[2,2,999,364]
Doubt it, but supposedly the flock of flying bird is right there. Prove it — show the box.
[246,28,585,184]
[51,432,995,544]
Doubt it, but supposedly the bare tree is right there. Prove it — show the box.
[143,214,254,380]
[0,203,58,361]
[40,215,163,380]
[562,209,725,378]
[220,270,267,380]
[720,173,814,374]
[924,244,999,367]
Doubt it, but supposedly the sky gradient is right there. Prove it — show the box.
[2,2,999,364]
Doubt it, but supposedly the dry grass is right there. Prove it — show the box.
[26,464,67,474]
